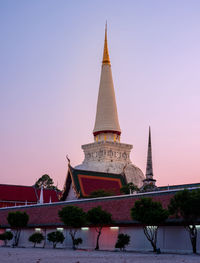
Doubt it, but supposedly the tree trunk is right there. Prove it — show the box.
[185,225,197,254]
[13,229,21,247]
[95,227,102,250]
[143,226,158,252]
[43,228,46,248]
[150,240,157,252]
[16,230,21,247]
[191,237,196,254]
[70,229,77,250]
[13,231,17,247]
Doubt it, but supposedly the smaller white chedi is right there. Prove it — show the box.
[75,25,144,187]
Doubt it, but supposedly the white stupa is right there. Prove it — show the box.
[75,25,144,187]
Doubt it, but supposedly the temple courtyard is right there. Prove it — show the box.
[0,247,199,263]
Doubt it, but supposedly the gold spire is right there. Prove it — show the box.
[102,22,111,65]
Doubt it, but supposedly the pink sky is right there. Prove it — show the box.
[0,1,200,189]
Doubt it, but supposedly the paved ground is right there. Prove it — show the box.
[0,247,200,263]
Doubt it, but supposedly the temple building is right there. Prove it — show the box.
[0,26,200,253]
[62,25,144,200]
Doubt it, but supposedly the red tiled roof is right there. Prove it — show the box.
[0,190,178,227]
[61,166,127,199]
[0,185,37,202]
[0,184,60,205]
[78,175,123,196]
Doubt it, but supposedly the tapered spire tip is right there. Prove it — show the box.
[102,22,110,65]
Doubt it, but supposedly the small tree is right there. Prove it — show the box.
[0,231,13,246]
[34,174,60,191]
[59,206,86,249]
[89,189,114,198]
[87,206,113,250]
[47,231,65,248]
[120,183,138,195]
[115,233,130,251]
[168,189,200,254]
[131,198,168,252]
[29,232,44,248]
[7,211,29,247]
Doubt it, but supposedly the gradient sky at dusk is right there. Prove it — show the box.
[1,0,200,189]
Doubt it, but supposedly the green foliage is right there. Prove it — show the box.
[59,206,86,228]
[168,189,200,222]
[7,211,29,228]
[87,206,113,226]
[87,206,113,250]
[168,189,200,253]
[47,231,65,248]
[6,231,13,241]
[89,189,114,198]
[34,174,60,191]
[0,231,13,246]
[131,198,168,225]
[120,183,138,195]
[131,198,168,252]
[29,232,44,248]
[115,233,130,251]
[7,211,29,247]
[59,206,86,249]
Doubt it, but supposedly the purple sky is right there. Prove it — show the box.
[1,0,200,189]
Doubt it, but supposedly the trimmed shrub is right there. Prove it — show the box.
[131,197,168,252]
[0,231,13,246]
[29,232,44,247]
[115,233,130,251]
[87,206,113,250]
[7,211,29,247]
[59,206,86,249]
[47,231,65,248]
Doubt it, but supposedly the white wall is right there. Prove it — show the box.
[1,226,200,253]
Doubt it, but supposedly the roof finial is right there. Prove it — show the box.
[102,21,110,65]
[146,126,153,179]
[66,155,70,166]
[141,127,157,192]
[39,184,44,204]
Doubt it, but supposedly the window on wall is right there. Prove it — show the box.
[110,226,119,230]
[81,227,89,230]
[56,228,64,232]
[35,228,41,232]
